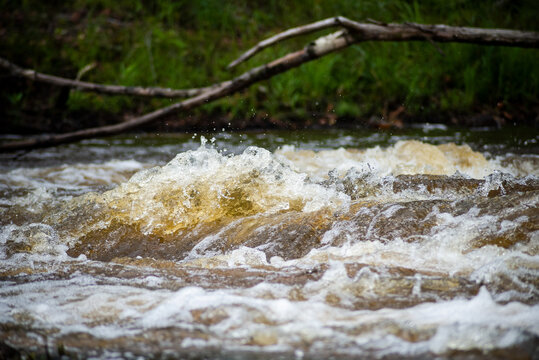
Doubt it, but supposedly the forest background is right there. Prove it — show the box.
[1,0,538,133]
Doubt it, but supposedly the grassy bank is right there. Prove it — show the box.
[1,0,538,133]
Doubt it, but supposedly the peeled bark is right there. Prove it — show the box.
[228,17,539,68]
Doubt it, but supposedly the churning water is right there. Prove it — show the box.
[0,127,538,359]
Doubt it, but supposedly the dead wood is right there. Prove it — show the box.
[0,31,354,151]
[0,56,223,98]
[1,17,538,152]
[229,16,539,68]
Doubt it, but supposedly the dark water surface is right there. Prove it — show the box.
[0,125,538,359]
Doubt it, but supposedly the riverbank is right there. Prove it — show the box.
[1,1,538,134]
[3,104,537,135]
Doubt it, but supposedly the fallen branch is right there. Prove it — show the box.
[229,16,539,68]
[0,31,356,151]
[0,56,224,98]
[227,17,344,69]
[1,17,538,151]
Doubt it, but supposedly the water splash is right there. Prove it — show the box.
[1,137,538,359]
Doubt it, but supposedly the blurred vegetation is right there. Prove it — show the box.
[0,0,538,132]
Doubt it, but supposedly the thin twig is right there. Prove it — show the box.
[366,18,387,26]
[75,62,97,81]
[404,22,445,55]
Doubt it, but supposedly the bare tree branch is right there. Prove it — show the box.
[340,18,539,46]
[0,56,225,98]
[227,17,343,69]
[0,31,355,151]
[229,16,539,68]
[1,18,538,151]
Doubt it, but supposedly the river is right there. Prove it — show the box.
[0,125,538,359]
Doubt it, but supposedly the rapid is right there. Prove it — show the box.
[1,126,538,359]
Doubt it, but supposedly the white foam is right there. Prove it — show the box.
[69,145,350,237]
[1,139,537,358]
[277,140,514,180]
[1,273,536,356]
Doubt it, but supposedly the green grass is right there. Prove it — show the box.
[1,0,538,131]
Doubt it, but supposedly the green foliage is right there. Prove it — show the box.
[1,0,538,126]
